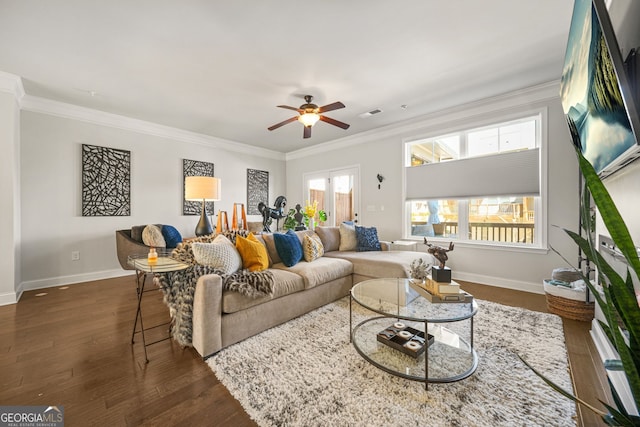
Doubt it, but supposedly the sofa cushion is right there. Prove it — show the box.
[339,222,357,251]
[161,225,183,248]
[274,230,303,267]
[355,225,381,252]
[222,268,305,313]
[303,233,324,262]
[315,226,340,252]
[142,224,166,248]
[272,257,352,289]
[192,235,242,275]
[324,250,435,279]
[235,233,269,272]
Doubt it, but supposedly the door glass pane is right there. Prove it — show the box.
[468,196,535,244]
[333,174,354,224]
[308,178,327,225]
[410,200,458,238]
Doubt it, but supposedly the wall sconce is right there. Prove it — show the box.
[377,174,385,189]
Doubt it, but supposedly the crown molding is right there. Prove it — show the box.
[285,80,561,161]
[0,71,25,102]
[20,95,286,161]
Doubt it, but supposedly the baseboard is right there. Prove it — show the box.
[452,270,544,295]
[13,269,132,302]
[0,291,19,306]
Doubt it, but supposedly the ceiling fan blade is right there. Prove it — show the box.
[319,115,350,130]
[277,105,303,113]
[318,101,345,113]
[303,126,312,139]
[268,116,298,131]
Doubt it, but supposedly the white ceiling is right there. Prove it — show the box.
[0,1,574,153]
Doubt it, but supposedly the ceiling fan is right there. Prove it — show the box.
[267,95,350,139]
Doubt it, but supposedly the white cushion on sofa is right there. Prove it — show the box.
[192,235,242,275]
[339,223,357,251]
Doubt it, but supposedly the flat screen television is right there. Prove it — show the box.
[560,0,640,179]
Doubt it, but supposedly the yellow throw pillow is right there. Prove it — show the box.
[235,233,269,272]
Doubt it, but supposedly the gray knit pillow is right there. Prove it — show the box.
[192,235,242,275]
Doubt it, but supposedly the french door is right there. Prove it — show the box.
[303,166,360,226]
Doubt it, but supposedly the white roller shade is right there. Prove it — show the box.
[405,148,540,200]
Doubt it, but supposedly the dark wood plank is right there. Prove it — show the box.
[0,276,611,426]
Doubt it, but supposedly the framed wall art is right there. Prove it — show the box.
[247,169,269,215]
[183,159,215,215]
[81,144,131,216]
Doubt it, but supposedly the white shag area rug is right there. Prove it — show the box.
[208,297,576,427]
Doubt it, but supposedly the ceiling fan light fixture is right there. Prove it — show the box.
[298,112,320,127]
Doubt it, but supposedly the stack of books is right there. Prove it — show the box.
[422,278,460,295]
[409,278,473,303]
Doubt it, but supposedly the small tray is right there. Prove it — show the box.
[376,324,434,358]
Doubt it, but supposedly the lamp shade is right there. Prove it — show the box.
[298,113,320,127]
[185,176,221,201]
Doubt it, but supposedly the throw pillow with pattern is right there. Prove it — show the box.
[355,225,381,252]
[303,233,325,262]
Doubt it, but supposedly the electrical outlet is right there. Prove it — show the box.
[71,251,80,261]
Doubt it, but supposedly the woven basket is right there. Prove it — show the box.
[545,293,595,322]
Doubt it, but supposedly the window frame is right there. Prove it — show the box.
[402,107,548,252]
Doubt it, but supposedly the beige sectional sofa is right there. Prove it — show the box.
[192,226,435,358]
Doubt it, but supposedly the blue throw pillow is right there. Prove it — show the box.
[355,225,381,252]
[273,229,303,267]
[161,225,183,248]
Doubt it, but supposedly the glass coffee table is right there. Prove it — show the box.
[350,278,478,389]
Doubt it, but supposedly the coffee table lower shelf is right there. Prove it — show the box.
[351,316,478,389]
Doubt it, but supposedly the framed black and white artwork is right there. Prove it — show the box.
[247,169,269,215]
[183,159,215,215]
[81,144,131,216]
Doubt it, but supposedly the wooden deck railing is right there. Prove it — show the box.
[412,222,534,244]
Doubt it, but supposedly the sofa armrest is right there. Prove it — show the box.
[192,273,224,358]
[379,240,391,251]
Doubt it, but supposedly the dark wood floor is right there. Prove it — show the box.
[0,276,609,426]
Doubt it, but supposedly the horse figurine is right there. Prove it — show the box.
[258,196,287,232]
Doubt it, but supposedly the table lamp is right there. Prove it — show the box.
[185,176,221,236]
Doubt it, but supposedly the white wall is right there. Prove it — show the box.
[0,83,21,304]
[18,110,286,295]
[599,0,640,244]
[286,83,580,293]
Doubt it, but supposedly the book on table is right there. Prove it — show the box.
[409,278,473,303]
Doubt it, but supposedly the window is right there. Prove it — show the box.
[405,115,542,247]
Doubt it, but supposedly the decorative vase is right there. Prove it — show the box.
[309,218,315,230]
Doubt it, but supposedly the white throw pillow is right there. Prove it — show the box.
[338,222,357,251]
[192,235,242,275]
[142,224,166,248]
